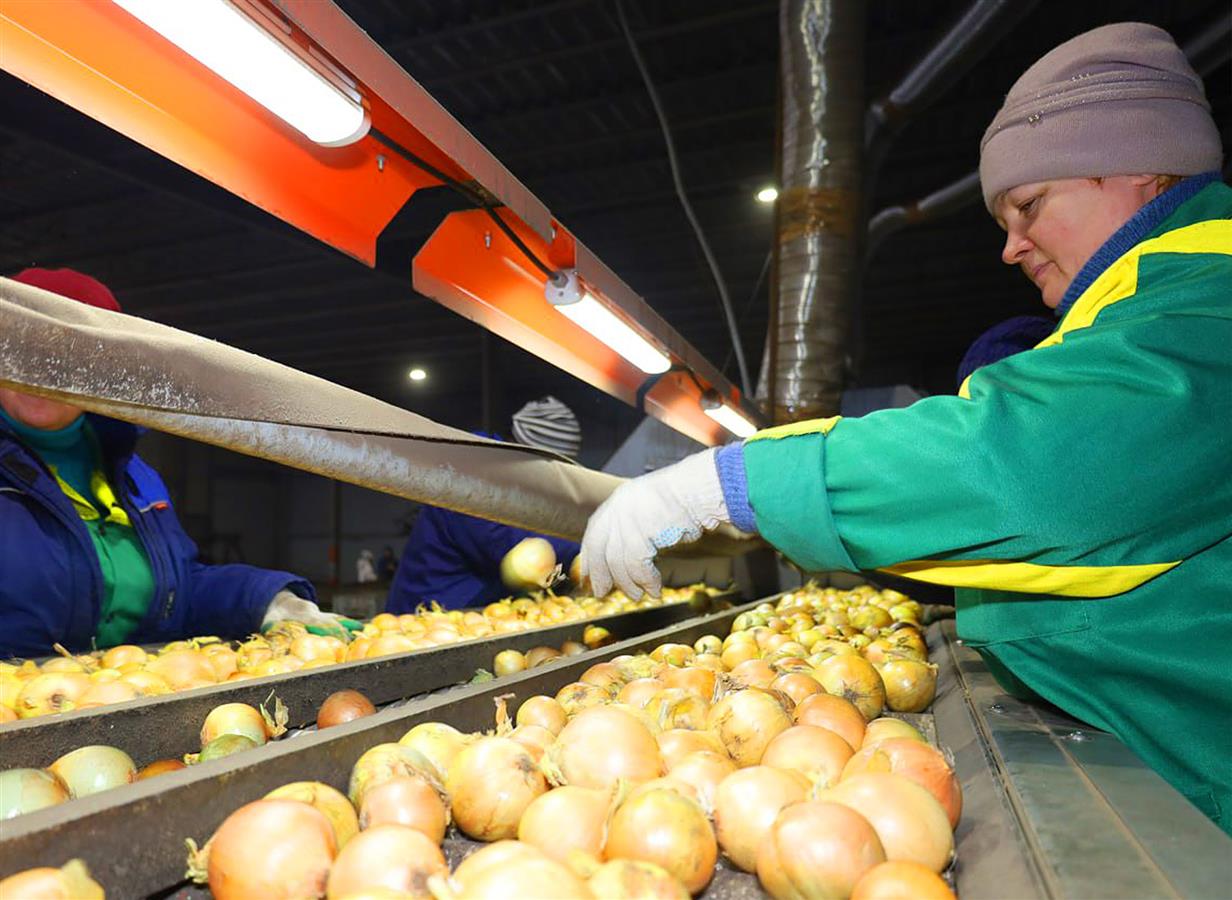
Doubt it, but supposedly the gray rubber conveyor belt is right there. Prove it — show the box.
[0,277,754,554]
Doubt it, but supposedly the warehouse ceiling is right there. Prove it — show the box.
[1,0,1228,451]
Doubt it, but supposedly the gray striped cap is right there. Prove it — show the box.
[511,396,582,459]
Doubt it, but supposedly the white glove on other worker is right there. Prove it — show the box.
[261,591,354,640]
[581,448,736,599]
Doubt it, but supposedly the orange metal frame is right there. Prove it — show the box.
[0,0,761,446]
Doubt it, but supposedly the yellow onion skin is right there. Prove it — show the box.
[705,688,793,767]
[201,703,268,749]
[325,824,446,900]
[516,696,568,735]
[359,775,448,843]
[756,801,886,900]
[862,717,925,746]
[266,781,360,848]
[815,773,954,873]
[657,728,727,769]
[442,841,592,899]
[446,737,546,841]
[517,785,612,864]
[586,859,690,900]
[205,799,337,900]
[0,768,70,818]
[851,860,957,900]
[556,681,610,716]
[500,537,557,591]
[761,724,854,789]
[47,745,136,798]
[814,655,887,721]
[0,859,104,900]
[877,658,938,713]
[349,743,439,807]
[15,673,90,718]
[317,690,377,730]
[546,706,663,791]
[398,722,470,783]
[841,739,962,829]
[604,787,717,895]
[712,766,808,871]
[667,751,737,814]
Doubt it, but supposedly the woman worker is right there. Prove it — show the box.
[1,267,356,658]
[581,23,1231,831]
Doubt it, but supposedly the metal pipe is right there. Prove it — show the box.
[865,170,982,262]
[771,0,865,421]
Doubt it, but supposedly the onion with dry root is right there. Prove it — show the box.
[0,859,104,900]
[761,724,854,789]
[349,743,441,807]
[604,786,718,895]
[657,728,727,768]
[814,655,887,721]
[756,801,887,900]
[842,738,962,829]
[446,736,546,840]
[815,773,954,873]
[359,775,448,842]
[851,860,957,900]
[324,824,446,899]
[862,717,925,746]
[398,722,471,783]
[518,784,613,863]
[877,658,938,713]
[544,706,663,791]
[706,688,794,767]
[667,750,737,814]
[712,765,809,871]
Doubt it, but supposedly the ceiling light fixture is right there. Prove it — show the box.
[701,388,757,438]
[756,186,778,204]
[545,270,670,375]
[112,0,369,146]
[407,367,427,382]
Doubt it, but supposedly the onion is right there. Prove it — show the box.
[815,773,954,873]
[120,671,171,696]
[15,673,90,717]
[617,677,665,708]
[863,717,925,746]
[318,690,377,729]
[501,537,557,591]
[516,696,568,736]
[518,784,613,863]
[586,859,690,900]
[814,655,886,721]
[0,768,69,818]
[691,653,726,672]
[0,860,104,900]
[325,824,446,899]
[201,702,271,748]
[656,729,727,768]
[359,775,448,842]
[770,672,823,706]
[605,787,717,894]
[266,781,360,848]
[446,736,546,840]
[705,688,793,767]
[650,643,695,667]
[77,679,141,708]
[729,659,778,690]
[644,689,709,731]
[192,733,258,764]
[544,706,663,791]
[667,750,737,813]
[756,801,886,900]
[48,745,136,797]
[580,662,626,695]
[366,634,418,658]
[583,625,614,649]
[525,646,563,668]
[712,766,808,871]
[398,722,470,783]
[137,758,186,780]
[693,635,723,656]
[660,666,718,701]
[510,724,555,761]
[842,739,962,829]
[204,647,239,681]
[101,645,147,669]
[556,682,609,716]
[438,841,592,899]
[720,642,759,670]
[762,724,854,788]
[560,640,588,656]
[197,799,336,900]
[851,860,957,900]
[349,743,440,806]
[794,693,867,752]
[290,634,343,664]
[146,649,217,691]
[877,658,938,713]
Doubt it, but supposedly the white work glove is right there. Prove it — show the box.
[581,449,738,599]
[261,591,359,641]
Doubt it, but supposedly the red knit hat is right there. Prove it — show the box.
[9,267,122,313]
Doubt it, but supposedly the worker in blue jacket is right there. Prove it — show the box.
[387,398,582,612]
[1,268,351,658]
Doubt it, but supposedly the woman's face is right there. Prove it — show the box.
[0,388,83,431]
[995,175,1158,309]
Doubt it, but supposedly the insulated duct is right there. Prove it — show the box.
[770,0,865,422]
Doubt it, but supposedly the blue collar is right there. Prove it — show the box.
[1056,172,1222,317]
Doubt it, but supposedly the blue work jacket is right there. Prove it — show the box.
[387,505,580,612]
[0,414,313,657]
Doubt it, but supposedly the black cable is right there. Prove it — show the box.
[369,127,564,284]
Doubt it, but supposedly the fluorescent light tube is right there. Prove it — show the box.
[113,0,369,146]
[555,293,671,374]
[704,403,757,438]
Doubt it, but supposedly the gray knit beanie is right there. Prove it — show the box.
[511,396,581,459]
[980,22,1223,212]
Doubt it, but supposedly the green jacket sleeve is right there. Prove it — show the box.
[745,278,1232,597]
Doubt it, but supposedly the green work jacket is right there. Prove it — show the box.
[741,182,1232,831]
